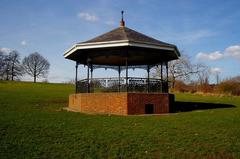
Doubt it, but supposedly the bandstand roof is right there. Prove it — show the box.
[64,15,180,66]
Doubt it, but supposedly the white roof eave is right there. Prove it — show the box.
[64,40,177,58]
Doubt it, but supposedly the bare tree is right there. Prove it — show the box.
[0,52,11,80]
[9,51,22,80]
[168,55,191,88]
[215,72,220,84]
[0,51,6,79]
[229,76,240,83]
[0,50,23,80]
[153,54,208,89]
[22,52,50,83]
[169,55,208,88]
[0,51,4,66]
[0,52,5,80]
[197,69,209,86]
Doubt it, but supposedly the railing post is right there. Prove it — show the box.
[166,62,169,93]
[87,58,91,93]
[160,62,163,93]
[90,64,93,82]
[147,65,150,93]
[75,62,78,93]
[125,58,128,92]
[90,63,93,93]
[118,66,121,92]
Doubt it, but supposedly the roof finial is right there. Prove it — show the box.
[120,10,125,27]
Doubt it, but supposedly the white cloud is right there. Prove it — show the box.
[224,45,240,58]
[0,47,11,54]
[196,44,240,61]
[77,12,98,22]
[209,67,222,74]
[21,40,27,46]
[196,51,224,61]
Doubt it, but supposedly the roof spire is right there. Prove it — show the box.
[120,10,125,27]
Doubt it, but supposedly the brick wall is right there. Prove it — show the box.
[69,93,128,115]
[69,93,174,115]
[127,93,172,114]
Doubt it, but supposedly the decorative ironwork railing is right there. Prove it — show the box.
[76,77,169,93]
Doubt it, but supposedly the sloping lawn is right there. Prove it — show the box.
[0,81,240,159]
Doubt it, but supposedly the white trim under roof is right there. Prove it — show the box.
[64,40,177,58]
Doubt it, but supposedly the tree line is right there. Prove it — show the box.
[0,50,50,83]
[152,54,240,96]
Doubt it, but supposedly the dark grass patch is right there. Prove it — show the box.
[172,101,235,112]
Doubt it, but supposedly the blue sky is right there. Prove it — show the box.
[0,0,240,83]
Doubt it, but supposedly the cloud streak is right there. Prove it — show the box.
[209,67,222,74]
[77,12,98,22]
[180,30,215,44]
[160,29,216,44]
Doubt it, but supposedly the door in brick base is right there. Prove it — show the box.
[145,104,154,114]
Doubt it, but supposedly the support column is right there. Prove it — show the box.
[90,63,93,93]
[87,59,90,93]
[160,62,163,80]
[125,59,128,92]
[90,64,93,82]
[75,62,78,93]
[166,62,169,93]
[147,65,150,93]
[118,66,121,92]
[160,62,163,93]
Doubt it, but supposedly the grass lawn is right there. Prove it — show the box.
[0,81,240,159]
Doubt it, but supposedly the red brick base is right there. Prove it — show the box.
[69,93,174,115]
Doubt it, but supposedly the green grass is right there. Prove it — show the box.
[0,81,240,159]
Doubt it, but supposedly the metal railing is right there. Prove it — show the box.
[76,77,169,93]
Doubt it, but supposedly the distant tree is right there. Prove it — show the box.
[198,71,212,93]
[197,68,209,86]
[8,51,22,80]
[0,51,5,79]
[0,50,23,80]
[229,76,240,83]
[0,51,4,65]
[22,52,50,83]
[155,54,207,89]
[0,52,11,80]
[216,78,240,96]
[216,72,220,84]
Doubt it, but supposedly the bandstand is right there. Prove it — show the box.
[64,12,180,115]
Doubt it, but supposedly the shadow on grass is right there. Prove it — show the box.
[171,101,236,112]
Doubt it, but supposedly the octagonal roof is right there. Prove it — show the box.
[64,16,180,66]
[80,26,176,48]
